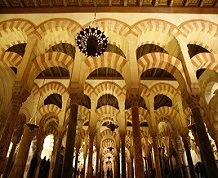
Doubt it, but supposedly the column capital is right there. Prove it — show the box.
[182,93,200,110]
[69,92,83,105]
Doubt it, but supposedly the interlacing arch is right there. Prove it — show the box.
[34,18,81,56]
[0,52,22,68]
[179,20,218,53]
[83,52,128,80]
[138,53,187,91]
[191,53,218,72]
[150,82,179,104]
[27,52,73,87]
[0,19,36,51]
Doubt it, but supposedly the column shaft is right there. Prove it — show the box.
[182,135,195,178]
[9,126,34,178]
[0,94,26,173]
[131,106,144,178]
[87,135,94,177]
[62,103,78,178]
[52,136,63,178]
[121,136,126,178]
[186,95,218,178]
[151,134,161,178]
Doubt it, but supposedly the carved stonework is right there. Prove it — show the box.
[69,93,82,105]
[129,94,140,108]
[184,94,200,109]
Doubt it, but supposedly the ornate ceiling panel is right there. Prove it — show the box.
[0,0,217,14]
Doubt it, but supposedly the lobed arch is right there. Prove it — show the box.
[0,52,22,69]
[34,18,81,56]
[191,53,218,73]
[0,19,36,52]
[138,52,187,93]
[27,52,73,88]
[150,82,179,105]
[179,20,218,53]
[82,52,128,83]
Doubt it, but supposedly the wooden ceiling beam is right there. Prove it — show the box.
[0,6,217,14]
[200,0,205,7]
[32,0,39,7]
[3,0,11,7]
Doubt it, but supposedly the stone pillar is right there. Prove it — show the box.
[87,134,95,177]
[52,132,63,178]
[185,94,218,178]
[120,134,126,178]
[34,131,45,178]
[3,115,25,178]
[62,93,80,178]
[150,133,161,178]
[95,148,100,178]
[74,148,79,178]
[181,132,195,178]
[116,149,121,178]
[9,125,35,178]
[0,90,29,173]
[130,94,144,178]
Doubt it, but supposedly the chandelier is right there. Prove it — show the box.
[107,122,119,132]
[75,25,108,57]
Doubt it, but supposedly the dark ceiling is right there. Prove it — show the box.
[0,0,217,14]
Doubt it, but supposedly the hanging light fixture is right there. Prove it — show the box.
[75,12,108,57]
[26,79,45,131]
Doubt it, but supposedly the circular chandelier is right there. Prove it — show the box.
[75,26,108,57]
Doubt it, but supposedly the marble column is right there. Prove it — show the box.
[130,95,144,178]
[87,134,95,177]
[62,101,79,178]
[95,148,100,178]
[150,133,161,178]
[181,133,195,178]
[9,125,35,178]
[185,94,218,178]
[0,91,29,173]
[121,134,126,178]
